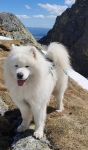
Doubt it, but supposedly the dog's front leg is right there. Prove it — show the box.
[32,105,47,139]
[17,100,32,132]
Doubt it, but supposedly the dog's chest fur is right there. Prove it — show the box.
[14,67,57,106]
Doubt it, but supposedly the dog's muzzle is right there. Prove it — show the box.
[16,68,30,86]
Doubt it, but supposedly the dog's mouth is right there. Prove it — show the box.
[17,79,27,86]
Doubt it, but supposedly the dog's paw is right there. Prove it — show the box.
[34,130,43,139]
[17,123,28,132]
[56,106,64,113]
[56,109,63,112]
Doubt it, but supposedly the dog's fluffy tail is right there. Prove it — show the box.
[47,42,71,72]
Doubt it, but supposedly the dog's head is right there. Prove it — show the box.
[6,45,38,86]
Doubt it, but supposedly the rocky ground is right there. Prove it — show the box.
[0,40,88,150]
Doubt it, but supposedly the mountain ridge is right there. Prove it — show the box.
[39,0,88,77]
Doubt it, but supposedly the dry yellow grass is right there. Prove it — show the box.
[46,79,88,150]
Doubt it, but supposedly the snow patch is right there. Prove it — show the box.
[66,68,88,91]
[0,36,12,40]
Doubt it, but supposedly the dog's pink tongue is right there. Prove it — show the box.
[17,80,25,86]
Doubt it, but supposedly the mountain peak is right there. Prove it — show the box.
[0,12,37,45]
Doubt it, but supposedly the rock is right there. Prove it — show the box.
[0,116,12,150]
[0,109,22,150]
[0,109,21,150]
[0,12,35,43]
[0,12,41,49]
[39,0,88,77]
[12,133,51,150]
[0,97,8,115]
[11,115,51,150]
[0,40,22,52]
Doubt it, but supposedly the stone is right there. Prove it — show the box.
[12,135,51,150]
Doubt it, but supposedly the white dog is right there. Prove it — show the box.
[3,42,70,139]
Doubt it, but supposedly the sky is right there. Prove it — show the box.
[0,0,76,28]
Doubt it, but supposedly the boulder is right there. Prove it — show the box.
[12,128,51,150]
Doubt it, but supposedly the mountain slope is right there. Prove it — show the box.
[39,0,88,77]
[0,12,37,45]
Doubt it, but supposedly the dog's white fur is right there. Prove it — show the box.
[3,42,70,139]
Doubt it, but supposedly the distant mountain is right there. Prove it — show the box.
[27,27,49,40]
[39,0,88,77]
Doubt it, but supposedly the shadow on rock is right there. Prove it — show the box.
[0,106,55,150]
[47,106,56,114]
[0,108,22,150]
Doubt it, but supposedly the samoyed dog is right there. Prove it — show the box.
[3,42,70,139]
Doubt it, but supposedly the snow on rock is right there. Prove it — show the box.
[66,68,88,91]
[0,36,12,40]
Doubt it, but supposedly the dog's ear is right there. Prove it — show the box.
[30,46,37,59]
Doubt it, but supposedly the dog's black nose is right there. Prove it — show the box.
[17,73,23,79]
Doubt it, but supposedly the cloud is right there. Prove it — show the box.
[33,14,56,19]
[65,0,76,6]
[47,15,56,19]
[38,3,68,15]
[16,15,30,19]
[33,15,45,19]
[16,14,56,20]
[25,4,31,9]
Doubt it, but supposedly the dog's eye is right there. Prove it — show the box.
[15,65,18,68]
[25,66,30,68]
